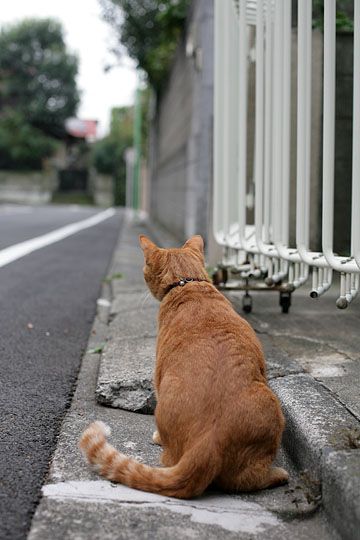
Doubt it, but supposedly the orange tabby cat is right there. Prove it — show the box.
[79,235,288,498]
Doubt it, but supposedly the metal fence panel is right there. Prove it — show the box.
[213,0,360,309]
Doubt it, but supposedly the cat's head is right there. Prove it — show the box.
[139,235,209,300]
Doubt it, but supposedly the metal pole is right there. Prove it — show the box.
[213,0,224,244]
[132,83,142,210]
[254,0,264,252]
[352,0,360,269]
[238,0,248,248]
[322,0,336,264]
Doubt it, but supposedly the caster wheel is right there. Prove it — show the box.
[242,293,252,313]
[280,291,291,313]
[212,268,228,286]
[212,269,221,286]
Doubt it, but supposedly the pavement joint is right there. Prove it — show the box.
[314,378,360,423]
[262,328,358,364]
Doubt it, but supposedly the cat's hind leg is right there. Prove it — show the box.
[256,466,289,489]
[236,465,289,491]
[219,462,289,492]
[153,430,176,466]
[160,448,177,467]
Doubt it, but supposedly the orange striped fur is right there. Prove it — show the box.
[79,235,288,498]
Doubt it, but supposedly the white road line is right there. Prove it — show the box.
[0,208,116,268]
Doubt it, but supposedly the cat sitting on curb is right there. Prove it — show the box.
[79,235,288,499]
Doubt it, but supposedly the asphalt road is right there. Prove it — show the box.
[0,205,121,540]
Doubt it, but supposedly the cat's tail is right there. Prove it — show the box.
[79,421,220,499]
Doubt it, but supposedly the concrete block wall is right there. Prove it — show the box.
[149,0,214,246]
[0,170,57,205]
[91,172,114,207]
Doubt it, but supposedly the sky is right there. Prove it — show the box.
[0,0,138,137]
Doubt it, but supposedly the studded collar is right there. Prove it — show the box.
[163,277,208,298]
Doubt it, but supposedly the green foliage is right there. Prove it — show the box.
[93,92,150,206]
[100,0,190,91]
[0,18,79,169]
[87,343,105,354]
[110,105,134,140]
[52,192,94,205]
[0,18,80,136]
[103,272,123,283]
[93,106,133,175]
[0,109,58,170]
[92,105,134,205]
[313,1,354,32]
[139,86,151,157]
[92,137,122,175]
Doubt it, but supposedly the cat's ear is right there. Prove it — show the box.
[139,235,158,258]
[182,235,204,254]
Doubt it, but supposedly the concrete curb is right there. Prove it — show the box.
[270,373,360,540]
[322,449,360,540]
[96,335,156,413]
[94,211,159,413]
[270,374,359,479]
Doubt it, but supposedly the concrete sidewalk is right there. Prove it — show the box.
[28,211,359,540]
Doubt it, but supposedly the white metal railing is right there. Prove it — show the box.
[213,0,360,308]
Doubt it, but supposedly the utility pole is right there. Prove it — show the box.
[132,83,142,210]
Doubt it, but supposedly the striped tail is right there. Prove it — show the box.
[79,421,219,499]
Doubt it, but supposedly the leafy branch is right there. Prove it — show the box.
[99,0,190,92]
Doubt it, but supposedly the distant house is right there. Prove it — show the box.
[53,118,98,194]
[65,118,98,142]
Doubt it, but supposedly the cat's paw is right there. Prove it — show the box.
[152,430,162,445]
[270,467,289,486]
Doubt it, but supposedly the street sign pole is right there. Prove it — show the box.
[132,83,142,210]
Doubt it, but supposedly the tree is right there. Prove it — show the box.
[0,109,58,170]
[99,0,189,92]
[92,105,134,205]
[0,18,80,169]
[93,106,133,175]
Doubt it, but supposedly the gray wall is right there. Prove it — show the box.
[149,0,214,244]
[0,170,56,204]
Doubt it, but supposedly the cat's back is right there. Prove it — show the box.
[158,281,262,360]
[156,282,266,409]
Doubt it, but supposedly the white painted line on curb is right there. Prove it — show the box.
[96,298,111,308]
[43,480,280,534]
[0,208,116,268]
